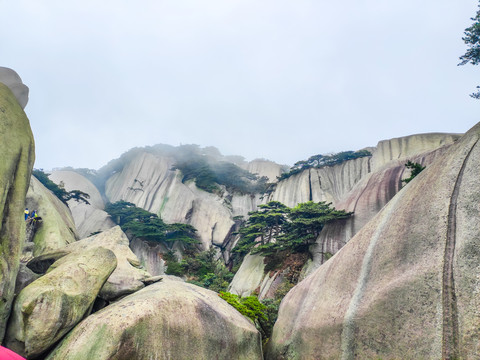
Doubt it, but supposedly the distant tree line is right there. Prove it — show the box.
[277,150,372,181]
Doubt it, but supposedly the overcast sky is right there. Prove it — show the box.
[1,0,478,170]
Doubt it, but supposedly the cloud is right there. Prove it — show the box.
[0,0,478,169]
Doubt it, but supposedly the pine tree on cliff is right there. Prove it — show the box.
[459,2,480,99]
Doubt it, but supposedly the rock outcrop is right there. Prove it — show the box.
[228,254,266,297]
[27,226,150,301]
[0,67,29,109]
[48,170,115,239]
[46,278,263,360]
[129,237,167,276]
[25,176,78,256]
[0,82,35,341]
[5,247,117,359]
[267,123,480,359]
[104,151,249,249]
[230,133,460,298]
[241,159,287,182]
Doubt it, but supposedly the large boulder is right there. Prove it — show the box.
[25,176,78,256]
[228,254,266,297]
[0,82,35,340]
[27,226,149,301]
[48,170,115,239]
[5,247,117,359]
[267,122,480,359]
[0,67,29,109]
[46,278,263,360]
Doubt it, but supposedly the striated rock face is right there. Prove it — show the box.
[129,238,167,276]
[25,176,78,256]
[0,67,29,109]
[267,122,480,359]
[0,82,35,341]
[371,132,461,171]
[267,156,371,208]
[230,133,461,300]
[28,226,150,301]
[307,141,456,274]
[105,152,242,249]
[48,170,115,239]
[46,278,263,360]
[5,247,117,359]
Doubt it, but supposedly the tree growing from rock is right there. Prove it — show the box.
[459,2,480,99]
[105,201,198,246]
[234,200,352,256]
[401,161,426,184]
[33,169,90,205]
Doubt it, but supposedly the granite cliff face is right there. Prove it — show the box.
[103,151,263,250]
[267,123,480,359]
[0,81,35,341]
[48,170,115,239]
[229,133,460,298]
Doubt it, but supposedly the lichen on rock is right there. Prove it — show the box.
[0,82,35,341]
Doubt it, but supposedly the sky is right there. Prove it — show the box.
[1,0,478,170]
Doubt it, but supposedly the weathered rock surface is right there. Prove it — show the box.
[105,151,240,249]
[28,226,149,301]
[48,170,115,239]
[307,141,457,274]
[231,134,460,298]
[47,278,263,360]
[129,237,167,276]
[0,67,29,109]
[267,123,480,359]
[5,247,117,359]
[370,132,461,171]
[266,156,371,208]
[228,254,266,297]
[25,176,78,256]
[0,82,35,341]
[241,159,287,182]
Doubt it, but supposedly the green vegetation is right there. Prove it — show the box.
[459,2,480,99]
[105,201,198,246]
[234,200,352,257]
[165,248,234,292]
[401,161,426,184]
[278,150,371,181]
[171,145,270,194]
[219,292,272,338]
[33,169,90,205]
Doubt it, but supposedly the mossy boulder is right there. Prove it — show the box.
[26,176,78,256]
[267,122,480,359]
[5,247,117,359]
[0,82,35,340]
[46,278,263,360]
[27,226,149,301]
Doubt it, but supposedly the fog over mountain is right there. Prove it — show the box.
[1,0,478,170]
